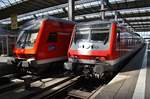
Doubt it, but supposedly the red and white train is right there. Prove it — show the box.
[64,21,144,78]
[13,17,75,75]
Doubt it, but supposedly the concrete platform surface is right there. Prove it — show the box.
[0,57,16,77]
[93,44,149,99]
[0,57,15,63]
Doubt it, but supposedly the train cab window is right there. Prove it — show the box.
[91,24,110,43]
[16,30,39,48]
[74,23,110,44]
[47,32,57,42]
[91,30,109,44]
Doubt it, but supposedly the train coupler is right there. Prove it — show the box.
[64,62,73,71]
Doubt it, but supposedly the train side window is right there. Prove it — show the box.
[47,32,57,42]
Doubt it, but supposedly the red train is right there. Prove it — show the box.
[13,17,75,75]
[64,21,144,78]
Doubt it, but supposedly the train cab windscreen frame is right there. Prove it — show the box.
[16,19,42,49]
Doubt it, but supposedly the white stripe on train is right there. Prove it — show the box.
[36,56,67,64]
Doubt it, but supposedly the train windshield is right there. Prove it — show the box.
[75,26,90,41]
[16,19,42,48]
[16,30,38,48]
[74,23,110,43]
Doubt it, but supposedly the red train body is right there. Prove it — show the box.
[13,17,75,75]
[64,21,144,78]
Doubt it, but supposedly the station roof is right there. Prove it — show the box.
[0,0,150,32]
[0,0,78,19]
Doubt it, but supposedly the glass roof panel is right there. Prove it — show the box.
[131,22,150,24]
[0,0,139,22]
[0,0,27,10]
[0,0,149,33]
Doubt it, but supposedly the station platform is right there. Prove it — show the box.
[0,57,14,63]
[93,44,149,99]
[0,57,16,77]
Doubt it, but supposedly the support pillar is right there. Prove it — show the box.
[101,0,105,20]
[1,40,4,55]
[114,11,118,21]
[6,36,9,56]
[68,0,75,21]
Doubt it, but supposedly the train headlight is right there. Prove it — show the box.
[72,56,78,62]
[69,56,78,62]
[27,58,35,62]
[27,58,36,64]
[95,57,100,63]
[100,57,106,61]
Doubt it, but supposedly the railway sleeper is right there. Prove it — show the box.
[20,75,39,89]
[68,89,92,99]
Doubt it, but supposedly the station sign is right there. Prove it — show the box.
[11,14,18,30]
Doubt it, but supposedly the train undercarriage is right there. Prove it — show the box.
[64,61,114,79]
[8,58,66,77]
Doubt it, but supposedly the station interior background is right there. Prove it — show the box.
[0,0,149,55]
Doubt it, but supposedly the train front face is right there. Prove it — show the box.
[65,21,114,77]
[14,20,41,74]
[15,30,38,58]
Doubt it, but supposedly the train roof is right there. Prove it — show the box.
[77,20,116,26]
[46,16,76,24]
[21,16,75,30]
[24,16,75,26]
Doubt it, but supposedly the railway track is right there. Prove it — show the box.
[40,72,118,99]
[0,78,24,94]
[0,73,24,94]
[0,75,77,99]
[0,69,126,99]
[0,58,130,99]
[0,66,120,99]
[32,76,81,99]
[67,83,103,99]
[46,76,105,99]
[0,73,114,99]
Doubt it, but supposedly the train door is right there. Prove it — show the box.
[46,31,71,58]
[46,32,58,57]
[58,32,71,56]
